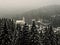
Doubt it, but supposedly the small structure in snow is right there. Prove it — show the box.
[16,17,25,25]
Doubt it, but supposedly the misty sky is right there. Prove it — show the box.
[0,0,60,17]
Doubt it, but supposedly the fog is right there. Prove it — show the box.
[0,0,60,17]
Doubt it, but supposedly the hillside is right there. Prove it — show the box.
[13,5,60,24]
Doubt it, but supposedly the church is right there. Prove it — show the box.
[16,17,25,25]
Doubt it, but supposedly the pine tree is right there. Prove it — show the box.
[21,23,30,45]
[7,19,15,45]
[43,27,49,45]
[39,30,44,45]
[43,25,58,45]
[0,18,15,45]
[15,24,22,45]
[29,20,40,45]
[0,19,11,45]
[48,25,58,45]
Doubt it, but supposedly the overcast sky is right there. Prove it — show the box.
[0,0,60,17]
[0,0,60,9]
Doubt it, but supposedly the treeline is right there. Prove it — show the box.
[0,18,60,45]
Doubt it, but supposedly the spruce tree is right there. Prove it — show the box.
[15,24,22,45]
[0,19,12,45]
[48,25,58,45]
[39,30,44,45]
[43,27,49,45]
[43,25,58,45]
[21,23,30,45]
[29,20,40,45]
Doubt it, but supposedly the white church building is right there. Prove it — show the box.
[16,17,25,25]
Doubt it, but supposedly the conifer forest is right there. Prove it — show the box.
[0,18,60,45]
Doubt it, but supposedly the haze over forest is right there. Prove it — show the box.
[0,0,60,18]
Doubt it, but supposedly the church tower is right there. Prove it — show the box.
[23,17,25,22]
